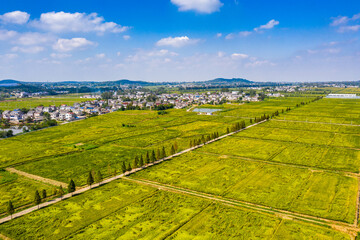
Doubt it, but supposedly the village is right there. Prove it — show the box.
[0,90,283,125]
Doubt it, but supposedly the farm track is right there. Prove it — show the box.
[231,135,360,151]
[258,124,360,135]
[273,119,360,127]
[356,177,360,227]
[124,177,360,237]
[64,191,159,239]
[5,168,67,188]
[0,120,267,225]
[162,204,212,240]
[196,151,360,178]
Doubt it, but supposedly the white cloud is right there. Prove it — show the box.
[226,20,278,40]
[96,53,106,58]
[117,52,121,56]
[156,36,198,47]
[32,12,129,34]
[254,19,279,32]
[217,51,225,57]
[123,35,131,40]
[15,32,54,46]
[171,0,223,14]
[245,60,274,68]
[50,53,71,59]
[331,16,350,26]
[53,38,95,52]
[0,11,30,24]
[239,31,252,37]
[126,49,178,62]
[0,29,17,40]
[339,25,360,32]
[225,33,235,40]
[148,49,178,57]
[216,33,222,38]
[0,53,18,60]
[331,13,360,33]
[12,46,44,54]
[231,53,249,60]
[331,13,360,26]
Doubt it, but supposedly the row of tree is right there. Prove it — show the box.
[227,121,246,133]
[189,132,220,148]
[122,143,179,173]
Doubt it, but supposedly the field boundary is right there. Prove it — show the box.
[5,168,67,188]
[196,151,359,178]
[273,119,360,127]
[125,177,359,236]
[0,120,267,225]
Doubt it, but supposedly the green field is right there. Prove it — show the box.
[0,95,95,111]
[0,96,358,239]
[0,97,309,187]
[132,152,358,223]
[279,98,360,124]
[0,170,54,214]
[0,179,350,240]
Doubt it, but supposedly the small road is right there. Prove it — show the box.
[5,168,67,188]
[124,177,360,237]
[0,120,267,225]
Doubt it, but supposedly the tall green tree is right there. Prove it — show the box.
[156,149,161,160]
[58,186,64,199]
[42,189,47,199]
[121,161,127,173]
[95,170,103,183]
[145,152,150,164]
[170,145,175,155]
[68,179,76,195]
[34,190,41,209]
[127,163,132,172]
[139,155,144,167]
[151,150,156,162]
[7,200,14,219]
[87,171,94,187]
[133,156,139,169]
[161,147,166,159]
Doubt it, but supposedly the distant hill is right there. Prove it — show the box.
[0,79,22,87]
[109,79,156,86]
[204,78,253,84]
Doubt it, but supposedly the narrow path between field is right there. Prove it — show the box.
[124,177,360,236]
[196,151,360,178]
[355,177,360,227]
[273,119,360,127]
[0,120,267,225]
[5,168,67,188]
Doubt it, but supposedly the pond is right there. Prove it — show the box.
[1,126,28,135]
[193,108,222,113]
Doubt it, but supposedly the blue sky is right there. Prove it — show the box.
[0,0,359,82]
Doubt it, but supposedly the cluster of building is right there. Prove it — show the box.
[1,90,278,125]
[11,91,49,98]
[1,101,108,124]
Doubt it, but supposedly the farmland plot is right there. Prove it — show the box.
[132,152,358,223]
[0,179,351,240]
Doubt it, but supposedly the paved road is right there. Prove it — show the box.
[0,120,266,225]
